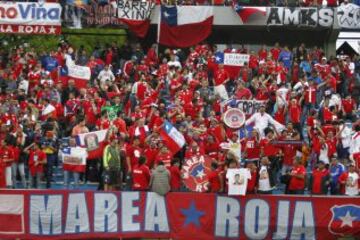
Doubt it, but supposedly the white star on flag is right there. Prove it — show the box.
[215,56,221,62]
[164,11,170,18]
[48,26,56,34]
[196,169,205,179]
[339,211,357,228]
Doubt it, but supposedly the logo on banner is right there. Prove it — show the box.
[328,205,360,236]
[182,155,212,192]
[117,0,154,20]
[223,108,245,129]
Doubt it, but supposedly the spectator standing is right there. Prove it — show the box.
[206,161,223,193]
[150,161,171,196]
[329,156,345,195]
[103,136,122,191]
[132,156,151,191]
[338,163,359,196]
[24,142,46,189]
[170,159,182,191]
[257,157,275,194]
[286,158,306,195]
[309,161,330,195]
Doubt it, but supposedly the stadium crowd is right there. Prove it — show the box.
[0,39,359,196]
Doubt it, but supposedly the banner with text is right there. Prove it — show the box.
[0,2,62,34]
[222,99,267,117]
[0,190,359,240]
[224,53,250,67]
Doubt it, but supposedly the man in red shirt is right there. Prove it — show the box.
[155,145,173,169]
[309,161,329,195]
[287,158,306,194]
[24,142,47,189]
[132,156,151,191]
[206,162,223,193]
[341,94,356,121]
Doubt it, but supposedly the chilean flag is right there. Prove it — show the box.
[75,129,108,160]
[233,4,267,23]
[62,147,88,173]
[215,51,241,79]
[328,205,360,236]
[159,121,185,154]
[65,55,91,89]
[158,6,214,48]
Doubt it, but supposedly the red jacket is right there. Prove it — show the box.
[170,165,181,191]
[132,164,151,191]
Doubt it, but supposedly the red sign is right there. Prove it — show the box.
[182,155,213,192]
[0,24,61,34]
[0,190,359,240]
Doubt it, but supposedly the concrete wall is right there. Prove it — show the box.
[149,6,340,57]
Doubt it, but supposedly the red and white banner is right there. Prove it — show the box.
[0,190,359,239]
[62,147,88,172]
[75,129,108,160]
[159,121,185,154]
[67,64,91,89]
[222,99,267,117]
[0,2,61,35]
[117,0,155,38]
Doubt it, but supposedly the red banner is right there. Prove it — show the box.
[0,190,359,239]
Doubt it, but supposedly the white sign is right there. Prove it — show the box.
[337,3,360,29]
[224,53,250,66]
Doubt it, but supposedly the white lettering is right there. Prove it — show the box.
[290,201,315,240]
[244,199,269,239]
[144,192,169,232]
[215,196,240,238]
[273,201,290,239]
[121,192,140,231]
[65,193,90,233]
[94,193,118,232]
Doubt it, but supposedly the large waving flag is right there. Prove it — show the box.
[233,4,266,23]
[62,147,88,172]
[158,6,214,48]
[159,121,185,154]
[117,0,155,37]
[75,129,108,160]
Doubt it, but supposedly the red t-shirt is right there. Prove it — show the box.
[289,104,301,123]
[244,138,260,159]
[132,164,151,190]
[247,171,257,193]
[288,165,306,191]
[126,145,143,169]
[214,69,229,86]
[342,99,355,114]
[207,170,221,192]
[260,138,279,157]
[155,152,172,168]
[311,168,329,194]
[0,146,14,167]
[28,149,46,176]
[170,165,181,191]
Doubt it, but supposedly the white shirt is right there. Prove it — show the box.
[258,166,271,191]
[97,69,115,85]
[319,143,329,164]
[350,132,360,157]
[228,139,241,163]
[341,125,353,148]
[245,112,285,137]
[168,60,182,69]
[18,79,29,94]
[276,87,289,107]
[226,168,251,196]
[345,172,359,196]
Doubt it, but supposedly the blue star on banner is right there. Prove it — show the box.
[180,201,205,227]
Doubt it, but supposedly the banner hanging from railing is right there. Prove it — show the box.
[0,190,359,240]
[0,2,62,35]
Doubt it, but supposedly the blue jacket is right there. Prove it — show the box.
[329,163,345,184]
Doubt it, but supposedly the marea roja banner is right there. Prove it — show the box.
[0,2,62,35]
[0,190,359,240]
[182,155,213,192]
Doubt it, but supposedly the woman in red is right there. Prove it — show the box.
[24,142,47,189]
[206,162,223,193]
[131,156,151,191]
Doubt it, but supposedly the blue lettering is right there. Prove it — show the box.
[18,4,32,19]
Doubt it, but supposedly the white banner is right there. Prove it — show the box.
[67,64,91,80]
[337,3,360,29]
[0,2,61,26]
[224,53,250,66]
[117,0,155,20]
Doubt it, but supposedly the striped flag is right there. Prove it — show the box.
[62,147,88,172]
[0,194,24,234]
[159,121,185,154]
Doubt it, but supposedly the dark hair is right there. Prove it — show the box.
[138,156,146,165]
[157,161,164,166]
[171,158,180,166]
[211,162,218,169]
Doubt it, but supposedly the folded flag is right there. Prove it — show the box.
[117,0,155,38]
[158,6,214,48]
[62,147,88,172]
[233,4,267,23]
[159,121,185,154]
[75,129,108,160]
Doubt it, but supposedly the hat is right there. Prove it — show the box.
[322,57,327,60]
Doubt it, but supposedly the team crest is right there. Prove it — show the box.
[328,204,360,237]
[182,155,212,192]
